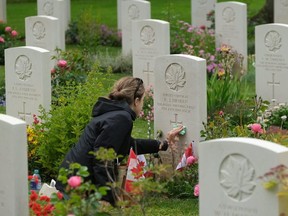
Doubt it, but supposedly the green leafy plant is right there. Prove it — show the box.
[258,164,288,214]
[164,163,199,199]
[266,105,288,130]
[223,96,269,127]
[51,163,110,216]
[94,52,132,74]
[171,20,215,55]
[51,48,94,88]
[34,69,114,179]
[207,71,251,115]
[69,9,121,50]
[0,23,22,65]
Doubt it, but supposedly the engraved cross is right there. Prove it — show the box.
[18,101,32,121]
[170,113,183,125]
[267,73,280,101]
[143,62,153,86]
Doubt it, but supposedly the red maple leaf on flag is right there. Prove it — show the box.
[131,163,144,179]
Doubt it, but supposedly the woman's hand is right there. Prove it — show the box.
[166,125,184,151]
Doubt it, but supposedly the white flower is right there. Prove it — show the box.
[281,115,287,121]
[257,116,263,123]
[264,111,272,118]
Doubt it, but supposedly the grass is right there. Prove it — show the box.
[6,0,265,36]
[109,197,199,216]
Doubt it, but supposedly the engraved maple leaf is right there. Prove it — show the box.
[141,27,155,45]
[220,155,256,201]
[15,56,32,81]
[265,31,282,52]
[166,64,186,91]
[223,8,235,23]
[33,22,46,40]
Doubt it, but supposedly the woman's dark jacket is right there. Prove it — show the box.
[56,97,161,204]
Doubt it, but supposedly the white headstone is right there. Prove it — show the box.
[274,0,288,24]
[0,0,6,23]
[154,54,207,166]
[117,0,127,30]
[215,2,247,73]
[132,19,170,87]
[199,137,288,216]
[255,23,288,105]
[121,0,151,56]
[0,114,28,216]
[37,0,69,34]
[25,15,65,53]
[5,46,51,125]
[191,0,216,27]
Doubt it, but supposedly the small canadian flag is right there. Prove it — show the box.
[176,142,194,171]
[124,148,146,193]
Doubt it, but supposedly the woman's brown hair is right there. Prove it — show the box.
[108,77,145,105]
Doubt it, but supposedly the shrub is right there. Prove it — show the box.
[34,68,115,179]
[266,104,288,130]
[0,23,21,65]
[27,115,42,174]
[66,9,121,49]
[94,52,132,74]
[51,48,93,88]
[52,163,110,215]
[164,162,199,199]
[207,71,251,115]
[171,20,215,55]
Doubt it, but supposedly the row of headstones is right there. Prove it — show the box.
[3,0,71,124]
[0,0,70,28]
[1,113,288,215]
[130,1,248,87]
[117,0,288,31]
[192,0,288,26]
[1,0,288,25]
[120,0,288,73]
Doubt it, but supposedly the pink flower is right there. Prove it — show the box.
[187,156,197,165]
[50,68,56,74]
[0,36,4,43]
[250,123,263,134]
[199,25,206,30]
[194,184,199,197]
[57,59,67,68]
[5,26,12,32]
[11,30,18,37]
[67,176,82,188]
[219,110,224,116]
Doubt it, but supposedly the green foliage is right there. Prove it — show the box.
[68,8,121,50]
[51,48,93,91]
[34,69,114,179]
[223,96,269,127]
[95,52,132,74]
[0,23,22,65]
[51,163,110,216]
[65,21,79,44]
[164,163,199,199]
[266,105,288,130]
[170,20,215,55]
[207,72,251,115]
